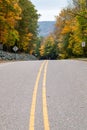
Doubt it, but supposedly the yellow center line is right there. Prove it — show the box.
[29,61,46,130]
[42,61,50,130]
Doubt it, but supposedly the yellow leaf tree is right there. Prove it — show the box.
[0,0,21,50]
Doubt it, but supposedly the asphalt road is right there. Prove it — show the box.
[0,60,87,130]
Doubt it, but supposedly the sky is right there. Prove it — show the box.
[30,0,68,21]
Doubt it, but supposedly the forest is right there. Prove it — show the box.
[0,0,87,59]
[38,0,87,59]
[0,0,39,54]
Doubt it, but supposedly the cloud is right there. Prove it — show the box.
[31,0,68,21]
[32,0,68,10]
[38,9,61,21]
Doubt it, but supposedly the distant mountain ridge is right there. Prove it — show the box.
[38,21,55,37]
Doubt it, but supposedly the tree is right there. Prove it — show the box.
[0,0,39,53]
[17,0,39,53]
[34,36,43,58]
[0,0,21,51]
[39,35,58,59]
[54,2,87,58]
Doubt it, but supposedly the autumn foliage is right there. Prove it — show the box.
[54,0,87,58]
[0,0,87,58]
[0,0,39,53]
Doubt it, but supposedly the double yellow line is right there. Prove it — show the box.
[29,61,50,130]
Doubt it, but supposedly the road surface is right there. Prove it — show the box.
[0,60,87,130]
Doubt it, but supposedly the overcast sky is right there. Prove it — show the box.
[30,0,68,21]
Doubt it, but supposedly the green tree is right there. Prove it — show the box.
[40,35,58,59]
[17,0,39,53]
[34,36,44,58]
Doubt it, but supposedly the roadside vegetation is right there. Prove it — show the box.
[0,0,87,60]
[0,0,39,54]
[37,0,87,59]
